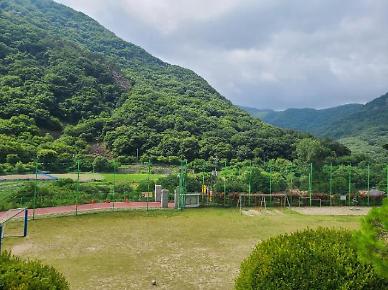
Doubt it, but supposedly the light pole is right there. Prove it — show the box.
[223,160,227,207]
[329,163,333,206]
[269,166,272,207]
[309,163,313,207]
[386,165,388,199]
[146,159,151,211]
[75,159,80,216]
[248,160,252,206]
[348,165,352,206]
[33,160,38,220]
[112,160,116,210]
[367,164,370,206]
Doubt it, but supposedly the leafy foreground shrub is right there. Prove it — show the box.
[235,228,387,290]
[355,198,388,278]
[0,251,69,290]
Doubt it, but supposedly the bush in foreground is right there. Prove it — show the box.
[355,198,388,278]
[235,228,387,290]
[0,251,69,289]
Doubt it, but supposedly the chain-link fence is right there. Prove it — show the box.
[0,160,386,217]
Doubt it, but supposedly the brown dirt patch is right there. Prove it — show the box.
[291,206,372,216]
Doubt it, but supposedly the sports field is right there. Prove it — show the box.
[0,172,165,183]
[5,208,362,290]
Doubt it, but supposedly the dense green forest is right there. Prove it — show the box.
[243,93,388,163]
[0,0,355,172]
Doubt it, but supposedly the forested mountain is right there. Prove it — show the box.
[0,0,350,170]
[242,93,388,162]
[323,93,388,161]
[241,104,363,136]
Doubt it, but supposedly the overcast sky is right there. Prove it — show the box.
[55,0,388,110]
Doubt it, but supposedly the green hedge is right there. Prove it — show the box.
[235,228,387,290]
[0,251,69,289]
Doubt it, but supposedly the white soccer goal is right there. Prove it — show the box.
[0,208,28,252]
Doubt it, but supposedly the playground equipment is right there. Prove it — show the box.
[238,193,290,213]
[0,208,28,252]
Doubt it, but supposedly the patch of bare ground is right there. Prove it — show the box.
[291,206,372,216]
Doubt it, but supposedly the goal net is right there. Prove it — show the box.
[0,208,28,251]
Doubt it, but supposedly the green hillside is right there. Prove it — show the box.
[322,93,388,139]
[323,93,388,161]
[0,0,336,169]
[238,106,274,120]
[241,104,363,136]
[242,94,388,162]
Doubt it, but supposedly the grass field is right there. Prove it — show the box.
[0,173,166,183]
[100,173,166,183]
[5,209,362,290]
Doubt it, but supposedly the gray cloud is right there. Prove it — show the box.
[55,0,388,109]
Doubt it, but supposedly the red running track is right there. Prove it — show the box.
[0,201,175,219]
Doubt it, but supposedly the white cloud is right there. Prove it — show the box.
[55,0,388,109]
[118,0,246,34]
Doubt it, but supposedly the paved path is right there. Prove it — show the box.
[0,202,175,220]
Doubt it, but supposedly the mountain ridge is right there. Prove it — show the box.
[240,103,364,136]
[241,93,388,161]
[1,0,340,167]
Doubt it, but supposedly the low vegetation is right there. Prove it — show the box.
[355,199,388,278]
[0,251,69,289]
[235,228,387,290]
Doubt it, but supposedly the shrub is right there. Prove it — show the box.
[235,228,387,290]
[56,178,74,187]
[6,154,20,164]
[93,156,114,172]
[0,251,69,289]
[355,198,388,278]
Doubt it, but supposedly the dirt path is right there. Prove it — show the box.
[291,206,372,215]
[0,202,175,219]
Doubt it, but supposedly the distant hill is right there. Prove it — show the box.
[240,104,363,136]
[323,93,388,161]
[239,107,274,120]
[242,93,388,161]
